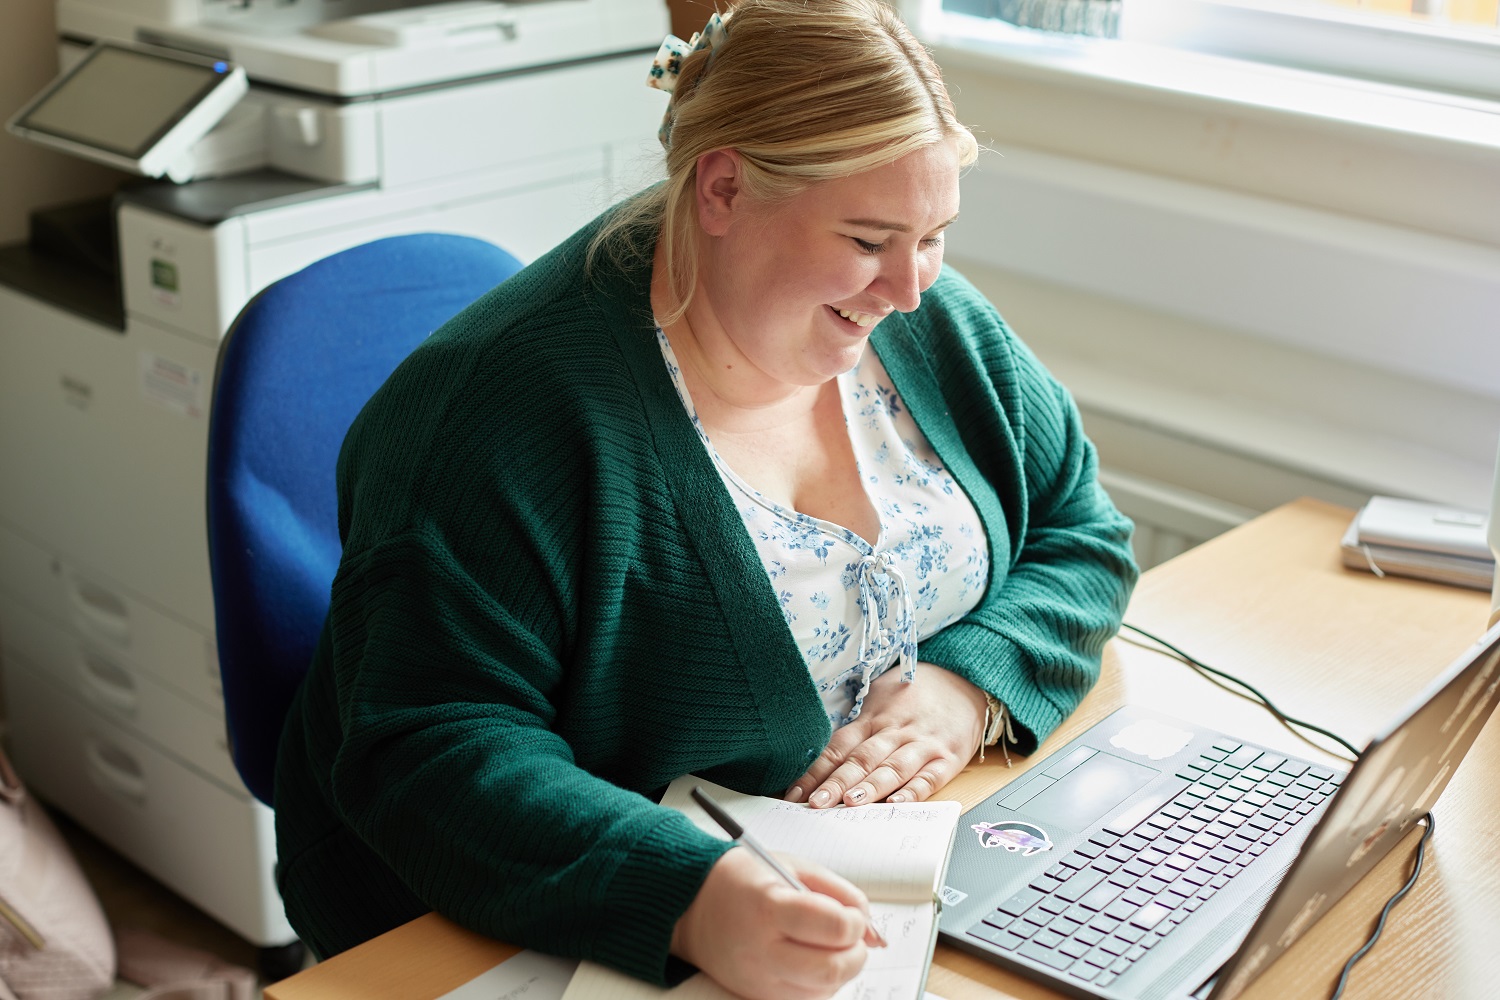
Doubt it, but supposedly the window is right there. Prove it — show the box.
[941,0,1123,38]
[1269,0,1497,32]
[938,0,1500,98]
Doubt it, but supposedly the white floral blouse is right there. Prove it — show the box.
[656,330,991,729]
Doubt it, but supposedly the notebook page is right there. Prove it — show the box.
[663,776,960,902]
[854,900,939,1000]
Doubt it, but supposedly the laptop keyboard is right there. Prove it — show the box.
[966,740,1341,990]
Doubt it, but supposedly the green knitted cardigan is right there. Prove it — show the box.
[273,213,1137,984]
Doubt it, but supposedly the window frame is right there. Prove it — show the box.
[1114,0,1500,100]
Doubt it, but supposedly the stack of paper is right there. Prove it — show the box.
[1341,496,1494,591]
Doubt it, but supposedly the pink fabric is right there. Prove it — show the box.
[135,983,249,1000]
[0,750,115,1000]
[114,930,255,1000]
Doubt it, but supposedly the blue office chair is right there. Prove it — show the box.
[206,233,523,807]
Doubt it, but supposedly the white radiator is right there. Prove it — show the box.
[1098,468,1257,570]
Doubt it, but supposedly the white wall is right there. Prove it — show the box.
[0,0,126,245]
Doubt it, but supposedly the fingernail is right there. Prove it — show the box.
[810,789,831,807]
[846,787,867,804]
[888,792,907,803]
[784,786,805,803]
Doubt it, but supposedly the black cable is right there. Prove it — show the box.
[1120,622,1362,761]
[1118,621,1434,999]
[1328,813,1434,1000]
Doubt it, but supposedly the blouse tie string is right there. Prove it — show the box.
[849,550,918,716]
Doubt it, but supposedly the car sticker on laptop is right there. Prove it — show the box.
[971,820,1054,855]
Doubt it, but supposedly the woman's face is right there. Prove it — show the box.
[692,140,962,392]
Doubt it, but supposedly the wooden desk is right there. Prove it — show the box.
[266,499,1499,1000]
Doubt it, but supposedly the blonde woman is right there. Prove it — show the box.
[273,2,1137,997]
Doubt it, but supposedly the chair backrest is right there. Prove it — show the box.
[206,233,523,805]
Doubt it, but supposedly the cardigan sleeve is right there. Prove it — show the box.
[912,274,1139,755]
[320,524,730,985]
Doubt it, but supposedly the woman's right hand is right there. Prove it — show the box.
[671,847,878,999]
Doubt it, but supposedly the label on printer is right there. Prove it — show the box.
[139,351,206,420]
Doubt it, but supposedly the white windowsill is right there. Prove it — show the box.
[1048,348,1494,509]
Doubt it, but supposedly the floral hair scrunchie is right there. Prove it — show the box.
[646,12,729,149]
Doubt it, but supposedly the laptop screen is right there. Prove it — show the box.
[1210,622,1500,999]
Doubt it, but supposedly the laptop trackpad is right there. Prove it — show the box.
[1019,752,1160,831]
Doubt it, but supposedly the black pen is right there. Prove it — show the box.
[690,785,887,947]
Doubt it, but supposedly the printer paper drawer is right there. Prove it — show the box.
[0,523,223,715]
[0,595,239,792]
[49,556,222,714]
[1,659,292,945]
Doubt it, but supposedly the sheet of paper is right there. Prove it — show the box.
[435,948,579,1000]
[559,901,937,1000]
[400,941,947,1000]
[558,893,936,995]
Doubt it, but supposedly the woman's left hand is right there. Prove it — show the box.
[786,662,987,808]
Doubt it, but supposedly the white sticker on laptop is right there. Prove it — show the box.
[1109,719,1194,760]
[939,885,969,906]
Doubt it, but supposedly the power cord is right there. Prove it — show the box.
[1329,813,1433,1000]
[1119,623,1361,761]
[1118,621,1434,1000]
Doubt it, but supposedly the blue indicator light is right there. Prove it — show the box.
[214,61,227,73]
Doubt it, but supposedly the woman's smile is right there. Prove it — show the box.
[828,304,882,330]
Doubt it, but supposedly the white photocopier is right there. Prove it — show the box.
[0,0,668,974]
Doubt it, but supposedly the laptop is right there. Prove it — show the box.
[937,620,1500,1000]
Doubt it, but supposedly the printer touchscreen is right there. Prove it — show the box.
[8,41,247,178]
[16,45,228,157]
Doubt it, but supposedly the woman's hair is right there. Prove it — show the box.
[590,0,979,325]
